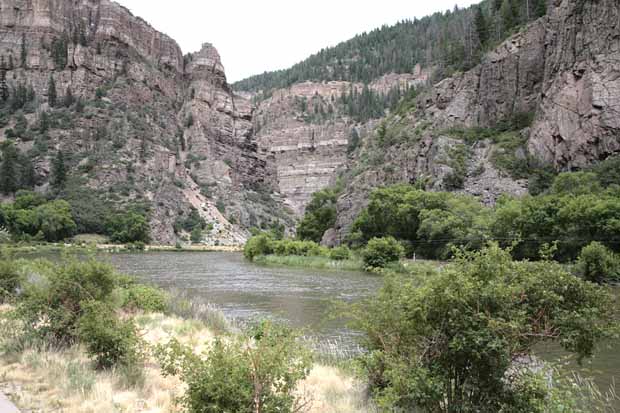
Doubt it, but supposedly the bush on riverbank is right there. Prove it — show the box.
[362,236,404,270]
[0,254,20,303]
[576,242,620,284]
[255,254,364,271]
[353,244,618,412]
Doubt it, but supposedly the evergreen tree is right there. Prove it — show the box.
[63,86,74,107]
[19,155,36,189]
[51,149,67,191]
[0,143,19,195]
[20,33,27,68]
[48,76,57,107]
[474,6,489,47]
[39,111,50,133]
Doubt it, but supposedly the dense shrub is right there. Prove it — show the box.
[353,244,617,412]
[2,197,77,242]
[329,246,351,261]
[362,237,404,269]
[123,284,168,313]
[157,321,311,413]
[244,233,274,261]
[0,257,20,302]
[17,258,117,343]
[272,239,323,257]
[576,242,620,284]
[78,300,144,370]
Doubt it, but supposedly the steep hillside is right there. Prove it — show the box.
[0,0,293,245]
[332,0,620,242]
[236,0,548,220]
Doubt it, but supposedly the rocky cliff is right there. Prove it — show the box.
[0,0,292,244]
[331,0,620,242]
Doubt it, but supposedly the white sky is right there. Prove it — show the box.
[116,0,481,83]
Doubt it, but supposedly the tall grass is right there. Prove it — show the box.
[255,254,365,272]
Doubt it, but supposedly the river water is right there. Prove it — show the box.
[104,251,619,403]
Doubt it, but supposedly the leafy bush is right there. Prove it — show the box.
[243,233,274,261]
[78,300,144,370]
[16,258,117,343]
[0,257,20,302]
[353,244,617,412]
[329,246,351,261]
[362,237,404,269]
[272,239,323,257]
[123,284,168,313]
[576,242,620,284]
[156,321,311,413]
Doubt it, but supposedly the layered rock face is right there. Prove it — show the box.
[0,0,290,244]
[254,72,428,216]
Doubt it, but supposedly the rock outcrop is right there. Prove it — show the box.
[332,0,620,241]
[0,0,291,245]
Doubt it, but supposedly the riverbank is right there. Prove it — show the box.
[0,306,373,413]
[254,254,365,272]
[0,242,243,255]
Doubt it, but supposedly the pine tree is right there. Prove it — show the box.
[19,155,36,189]
[0,143,18,195]
[48,76,57,107]
[39,111,50,133]
[51,149,66,191]
[474,6,489,47]
[501,0,518,33]
[20,33,27,68]
[63,86,74,107]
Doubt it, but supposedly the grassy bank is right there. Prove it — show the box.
[254,254,365,272]
[0,241,243,255]
[0,307,373,413]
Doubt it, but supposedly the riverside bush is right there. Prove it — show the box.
[78,300,144,370]
[17,258,117,343]
[244,233,274,261]
[329,246,351,261]
[362,236,404,269]
[353,244,617,412]
[576,242,620,284]
[123,284,169,313]
[0,256,20,302]
[156,321,311,413]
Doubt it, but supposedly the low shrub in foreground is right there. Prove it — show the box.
[362,236,404,269]
[0,256,21,302]
[576,241,620,284]
[156,321,311,413]
[17,258,117,343]
[353,244,617,412]
[78,301,144,370]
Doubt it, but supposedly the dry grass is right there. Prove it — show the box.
[0,310,372,413]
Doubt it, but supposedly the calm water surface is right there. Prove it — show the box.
[105,251,619,402]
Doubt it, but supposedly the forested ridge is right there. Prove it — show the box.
[233,0,547,94]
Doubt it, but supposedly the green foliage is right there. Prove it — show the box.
[156,321,311,413]
[297,188,339,242]
[353,244,617,412]
[576,242,620,284]
[329,246,351,261]
[122,284,169,313]
[51,150,67,191]
[16,258,117,344]
[105,211,150,244]
[362,236,404,269]
[2,196,77,242]
[77,300,144,370]
[0,142,19,195]
[0,256,21,302]
[47,75,57,107]
[244,233,274,261]
[173,208,206,235]
[351,185,490,259]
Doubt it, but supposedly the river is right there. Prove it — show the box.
[104,251,619,403]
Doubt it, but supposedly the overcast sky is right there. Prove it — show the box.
[116,0,480,83]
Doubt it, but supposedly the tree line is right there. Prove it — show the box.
[234,0,546,96]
